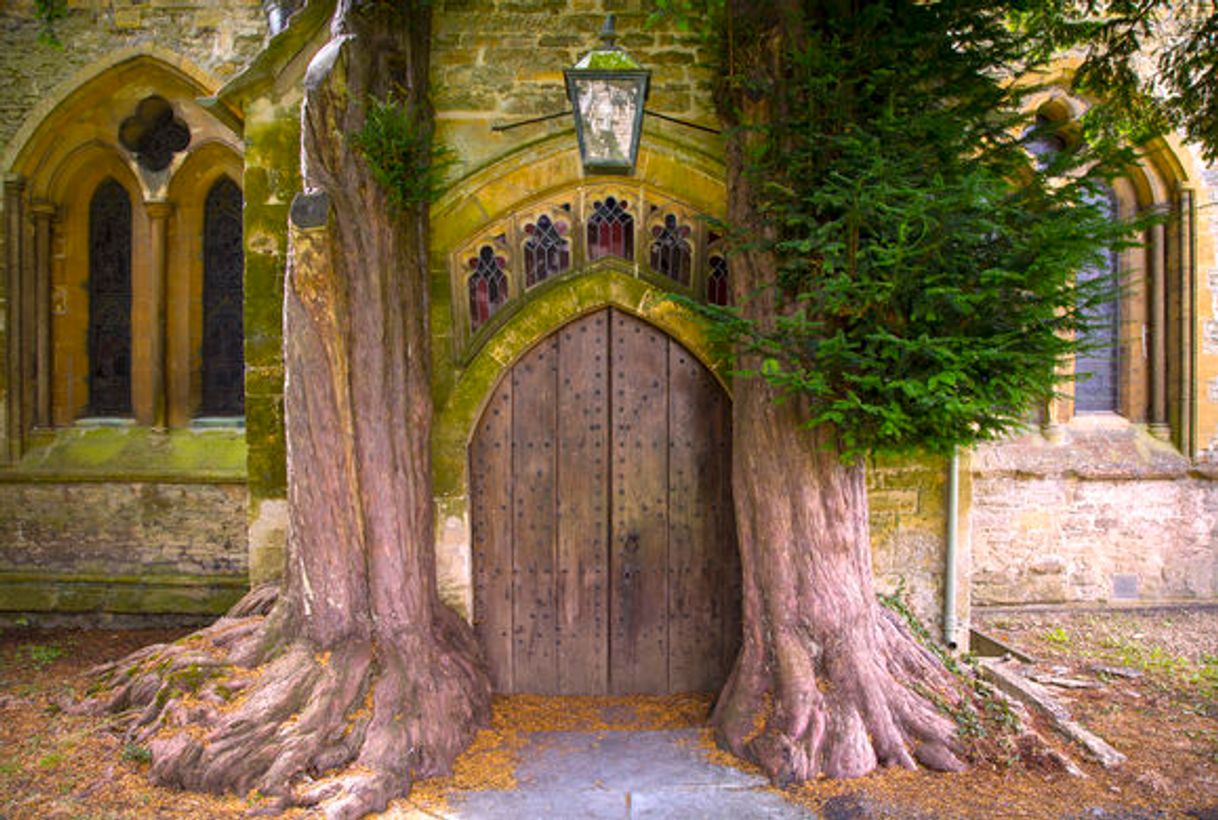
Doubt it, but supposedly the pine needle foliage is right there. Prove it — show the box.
[665,0,1153,460]
[349,92,452,210]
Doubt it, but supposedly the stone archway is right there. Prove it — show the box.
[469,307,740,694]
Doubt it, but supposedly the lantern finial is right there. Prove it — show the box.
[599,14,618,49]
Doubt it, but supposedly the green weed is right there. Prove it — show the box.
[25,644,65,669]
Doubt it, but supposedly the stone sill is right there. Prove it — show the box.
[1,425,248,484]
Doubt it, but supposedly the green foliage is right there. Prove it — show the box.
[879,580,1022,745]
[349,92,453,211]
[33,0,67,47]
[1044,626,1071,645]
[121,743,152,765]
[672,0,1151,461]
[1016,0,1218,162]
[25,644,64,669]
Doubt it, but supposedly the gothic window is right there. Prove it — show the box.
[201,177,245,416]
[523,214,570,287]
[587,196,633,261]
[468,245,509,331]
[650,213,693,285]
[88,178,133,416]
[707,254,730,306]
[1073,189,1119,413]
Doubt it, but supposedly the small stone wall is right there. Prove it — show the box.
[971,420,1218,606]
[0,479,248,615]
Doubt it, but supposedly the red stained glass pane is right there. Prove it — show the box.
[707,255,730,306]
[468,245,509,331]
[587,197,633,261]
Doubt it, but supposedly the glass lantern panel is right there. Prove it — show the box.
[574,78,641,168]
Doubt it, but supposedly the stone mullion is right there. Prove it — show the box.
[1149,212,1170,440]
[1179,187,1196,457]
[166,203,191,427]
[31,201,55,429]
[4,175,26,462]
[145,201,173,428]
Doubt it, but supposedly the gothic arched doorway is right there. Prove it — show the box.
[470,307,740,694]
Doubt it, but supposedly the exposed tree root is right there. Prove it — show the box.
[713,602,969,785]
[74,589,490,819]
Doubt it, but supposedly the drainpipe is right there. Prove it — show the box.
[262,0,298,35]
[942,448,960,650]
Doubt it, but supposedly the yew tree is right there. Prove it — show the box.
[688,0,1145,783]
[76,2,491,818]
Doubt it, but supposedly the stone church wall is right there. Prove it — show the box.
[0,0,266,619]
[971,422,1218,607]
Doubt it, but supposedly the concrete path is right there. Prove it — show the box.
[421,729,814,819]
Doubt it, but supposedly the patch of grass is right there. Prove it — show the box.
[1043,627,1070,646]
[26,643,65,668]
[122,743,152,765]
[37,752,63,769]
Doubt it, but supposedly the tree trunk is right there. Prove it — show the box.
[73,2,491,816]
[709,2,966,784]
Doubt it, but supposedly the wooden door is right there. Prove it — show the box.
[470,308,740,694]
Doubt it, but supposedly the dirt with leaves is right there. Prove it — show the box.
[2,606,1217,819]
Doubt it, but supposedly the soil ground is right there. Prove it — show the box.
[1,605,1216,818]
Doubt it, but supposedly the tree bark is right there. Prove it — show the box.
[709,1,967,784]
[73,3,491,817]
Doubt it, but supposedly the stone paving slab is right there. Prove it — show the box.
[439,729,814,819]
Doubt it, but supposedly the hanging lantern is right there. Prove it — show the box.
[564,14,651,175]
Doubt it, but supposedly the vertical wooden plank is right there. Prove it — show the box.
[470,375,514,692]
[511,336,559,692]
[556,310,610,693]
[610,309,670,693]
[667,345,724,691]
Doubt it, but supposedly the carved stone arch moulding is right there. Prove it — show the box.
[448,182,729,356]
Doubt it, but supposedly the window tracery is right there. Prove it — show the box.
[587,196,633,261]
[649,212,693,285]
[523,214,571,287]
[468,245,510,330]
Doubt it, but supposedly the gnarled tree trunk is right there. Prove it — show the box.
[709,1,967,784]
[74,2,491,817]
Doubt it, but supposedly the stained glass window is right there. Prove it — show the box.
[707,255,730,306]
[523,214,570,287]
[650,213,692,285]
[88,178,132,416]
[469,245,509,331]
[587,196,633,261]
[201,177,245,416]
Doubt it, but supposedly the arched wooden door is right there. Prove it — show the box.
[470,308,741,694]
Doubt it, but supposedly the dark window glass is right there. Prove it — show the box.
[118,96,191,172]
[587,196,633,261]
[1076,191,1119,413]
[201,177,245,416]
[523,214,570,287]
[650,213,693,285]
[469,245,509,331]
[88,178,133,416]
[707,255,730,306]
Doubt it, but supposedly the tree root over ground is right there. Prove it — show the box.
[72,588,491,819]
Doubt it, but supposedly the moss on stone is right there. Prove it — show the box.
[0,427,246,481]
